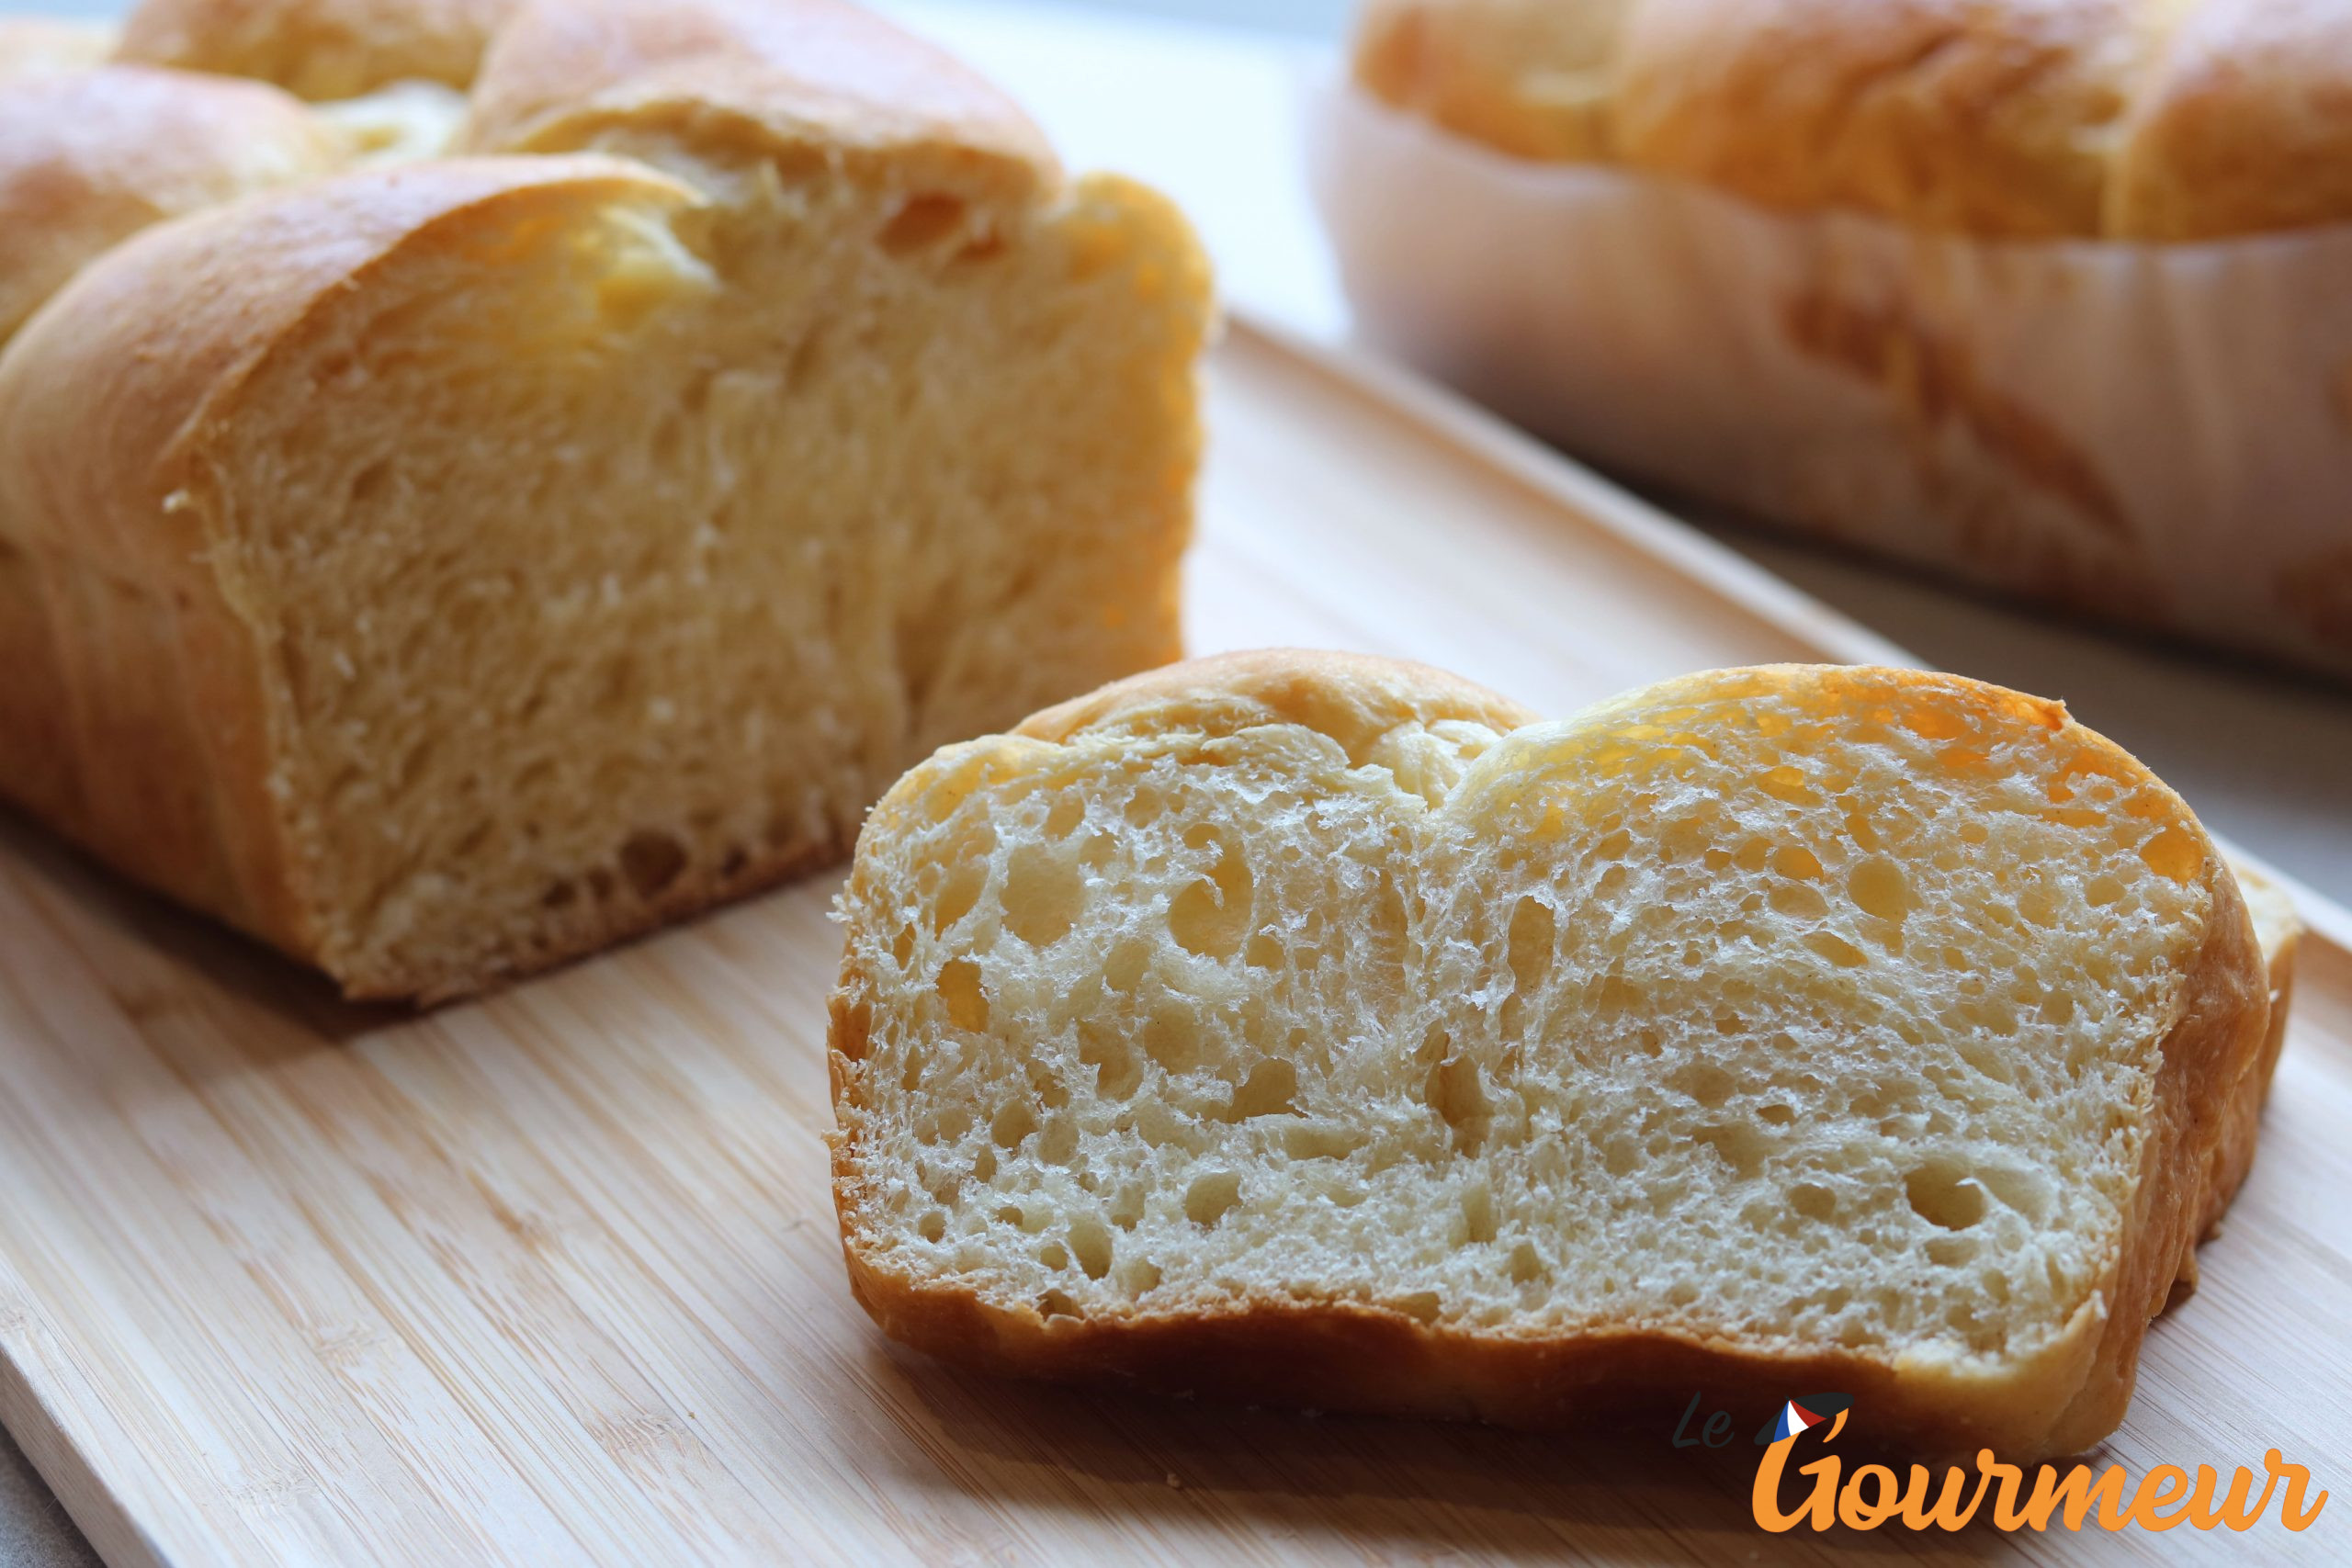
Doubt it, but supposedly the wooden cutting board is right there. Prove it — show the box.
[2,320,2345,1567]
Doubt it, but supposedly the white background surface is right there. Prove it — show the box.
[3,1,2348,1562]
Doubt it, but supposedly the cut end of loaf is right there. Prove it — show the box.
[246,163,1201,998]
[831,658,2272,1449]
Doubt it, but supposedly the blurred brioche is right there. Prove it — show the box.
[116,0,519,99]
[1356,0,2352,240]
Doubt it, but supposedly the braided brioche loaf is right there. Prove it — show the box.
[1327,0,2352,680]
[1356,0,2352,242]
[0,0,1210,999]
[831,652,2290,1459]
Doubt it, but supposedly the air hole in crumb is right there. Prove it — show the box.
[1927,1235,1978,1268]
[1459,1184,1497,1246]
[1772,844,1824,880]
[1184,1171,1243,1228]
[2139,827,2199,885]
[936,959,989,1032]
[1424,1056,1491,1153]
[1848,857,1913,924]
[1508,1241,1545,1285]
[1103,937,1151,991]
[1037,1288,1080,1319]
[1079,1023,1143,1099]
[1805,932,1868,968]
[1002,845,1084,947]
[347,459,393,506]
[917,1212,946,1243]
[620,830,688,899]
[1117,1258,1160,1295]
[955,231,1006,265]
[1222,1059,1298,1121]
[1669,1062,1736,1110]
[990,1103,1035,1149]
[1499,896,1555,1038]
[880,193,967,253]
[1038,1241,1069,1271]
[1035,1117,1078,1164]
[1142,1011,1204,1075]
[1790,1182,1836,1222]
[1069,1215,1113,1280]
[1168,828,1253,960]
[1283,1123,1364,1160]
[1906,1163,1988,1231]
[933,855,989,933]
[1694,1122,1770,1179]
[1769,881,1827,920]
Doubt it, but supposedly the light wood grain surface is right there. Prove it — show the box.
[0,322,2345,1567]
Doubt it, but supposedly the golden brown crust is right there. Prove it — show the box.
[1352,0,1637,162]
[831,654,2282,1461]
[115,0,519,99]
[1351,0,2352,242]
[0,156,697,970]
[2112,0,2352,240]
[1012,647,1537,754]
[0,66,343,345]
[463,0,1057,199]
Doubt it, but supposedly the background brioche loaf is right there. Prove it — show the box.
[831,652,2289,1459]
[1322,0,2352,680]
[1354,0,2352,242]
[0,0,1211,999]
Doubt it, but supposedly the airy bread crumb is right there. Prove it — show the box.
[831,652,2284,1459]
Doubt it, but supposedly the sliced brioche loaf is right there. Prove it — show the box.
[0,0,1209,999]
[830,653,2285,1459]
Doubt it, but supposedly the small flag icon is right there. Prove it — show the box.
[1771,1401,1829,1440]
[1755,1392,1854,1445]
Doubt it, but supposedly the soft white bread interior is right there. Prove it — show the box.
[831,653,2284,1459]
[0,0,1209,999]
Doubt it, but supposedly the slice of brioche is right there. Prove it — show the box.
[0,0,1209,1000]
[830,653,2285,1460]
